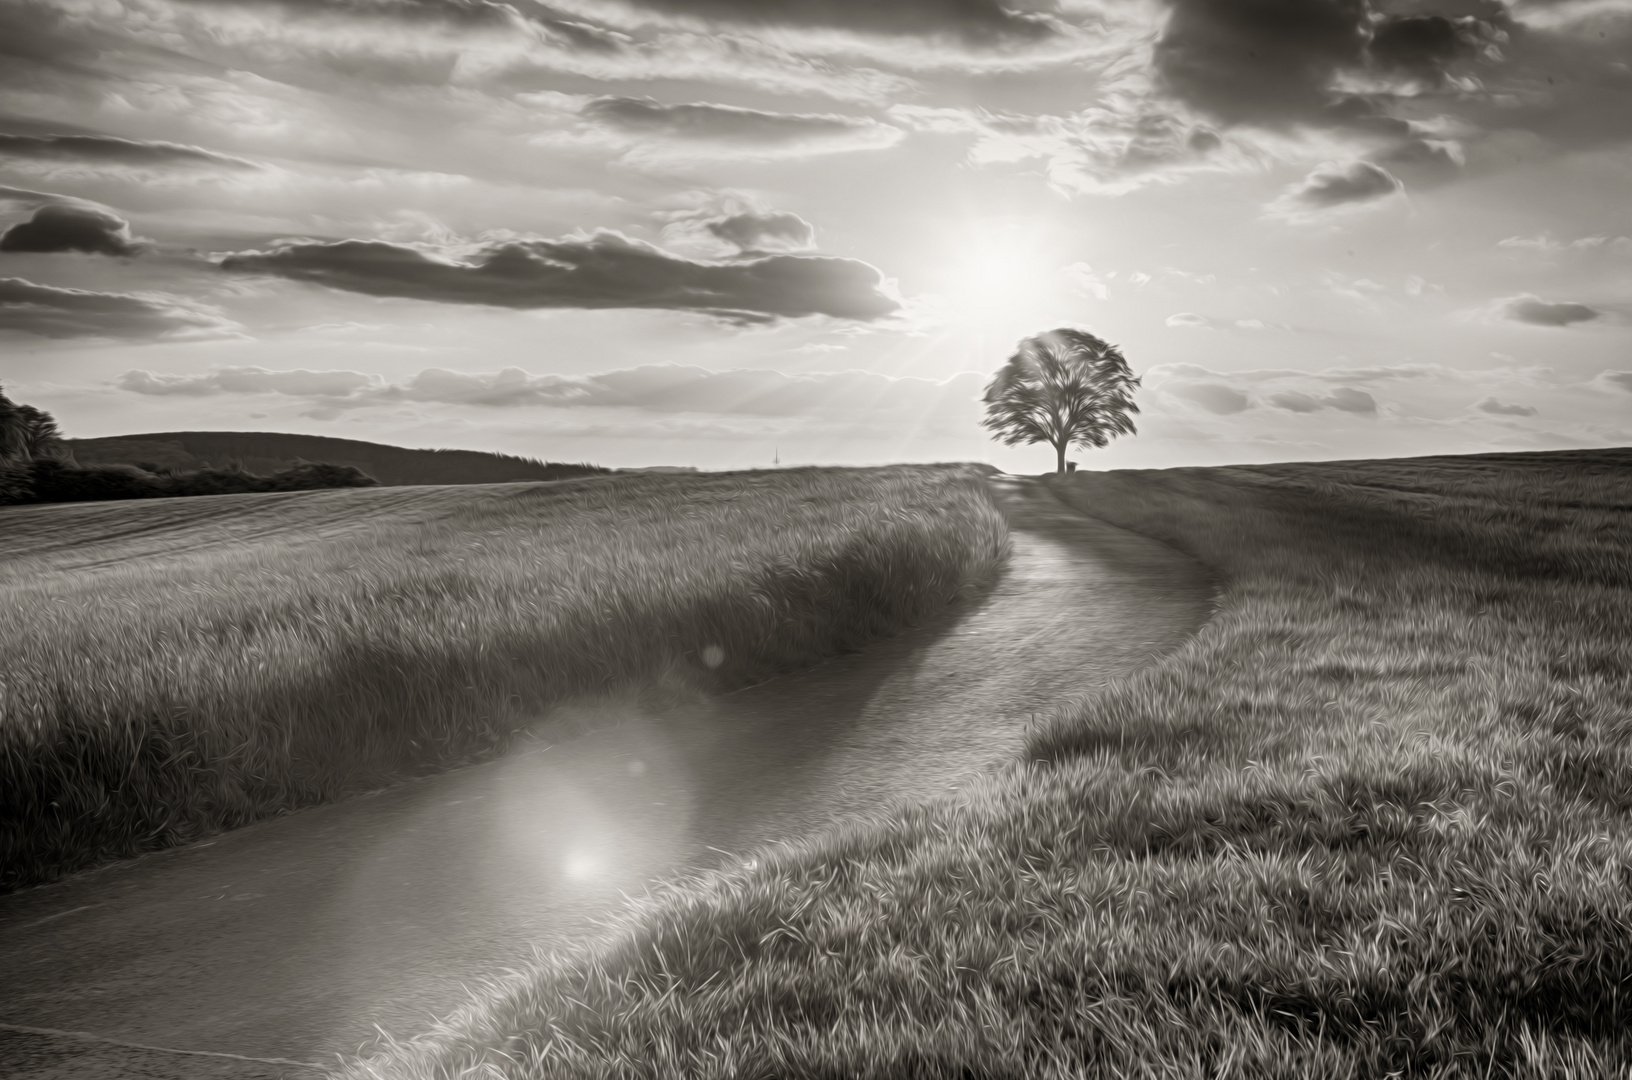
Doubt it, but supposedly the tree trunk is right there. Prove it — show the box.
[1055,441,1066,475]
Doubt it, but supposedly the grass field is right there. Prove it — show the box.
[0,465,1009,893]
[334,448,1632,1080]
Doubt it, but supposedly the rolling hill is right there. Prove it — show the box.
[64,431,610,487]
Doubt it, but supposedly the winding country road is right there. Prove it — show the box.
[0,477,1214,1079]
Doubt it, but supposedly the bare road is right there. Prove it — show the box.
[0,478,1214,1079]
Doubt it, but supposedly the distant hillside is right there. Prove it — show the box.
[66,432,610,487]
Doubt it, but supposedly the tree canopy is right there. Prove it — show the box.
[0,384,63,464]
[981,328,1140,474]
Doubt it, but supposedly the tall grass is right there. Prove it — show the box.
[335,448,1632,1080]
[0,465,1008,893]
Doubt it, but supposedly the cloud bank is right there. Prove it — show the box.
[220,231,899,321]
[115,362,986,434]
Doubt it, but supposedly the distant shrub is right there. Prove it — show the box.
[22,459,160,503]
[264,461,378,492]
[0,457,379,506]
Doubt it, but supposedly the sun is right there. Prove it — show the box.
[935,218,1057,333]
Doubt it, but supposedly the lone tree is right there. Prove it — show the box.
[981,328,1141,475]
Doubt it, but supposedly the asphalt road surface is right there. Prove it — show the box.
[0,477,1215,1079]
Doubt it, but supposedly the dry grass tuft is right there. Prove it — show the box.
[1,464,1008,892]
[334,448,1632,1080]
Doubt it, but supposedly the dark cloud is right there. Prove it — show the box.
[1154,0,1369,124]
[1369,14,1472,77]
[1153,0,1510,130]
[611,0,1056,44]
[704,210,815,253]
[1167,381,1251,414]
[0,203,143,256]
[0,132,258,171]
[220,232,898,321]
[1476,396,1537,416]
[583,97,893,149]
[1268,387,1376,413]
[1601,371,1632,394]
[1503,294,1601,327]
[0,277,237,339]
[1287,160,1401,208]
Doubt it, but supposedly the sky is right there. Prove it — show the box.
[0,0,1628,472]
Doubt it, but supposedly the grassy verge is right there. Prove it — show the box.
[1,464,1008,893]
[336,448,1632,1079]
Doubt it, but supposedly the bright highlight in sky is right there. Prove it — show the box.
[944,221,1052,312]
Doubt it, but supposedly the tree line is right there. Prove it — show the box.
[0,385,378,506]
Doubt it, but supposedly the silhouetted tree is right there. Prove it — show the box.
[0,383,64,464]
[981,328,1141,475]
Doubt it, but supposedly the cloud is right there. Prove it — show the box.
[1368,14,1477,79]
[1283,160,1402,209]
[1164,312,1289,331]
[1154,361,1436,386]
[1148,0,1526,151]
[601,0,1057,45]
[0,203,145,256]
[0,277,240,339]
[578,97,904,159]
[1152,364,1398,419]
[114,361,988,432]
[704,210,816,253]
[1266,387,1375,414]
[0,184,66,209]
[658,202,818,256]
[1373,137,1464,179]
[0,132,258,173]
[1154,0,1370,125]
[1598,371,1632,394]
[1501,294,1602,327]
[220,231,899,321]
[888,101,1255,196]
[117,367,375,397]
[1166,381,1251,414]
[1267,390,1322,413]
[1476,396,1538,416]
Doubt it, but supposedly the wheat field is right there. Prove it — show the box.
[0,464,1009,892]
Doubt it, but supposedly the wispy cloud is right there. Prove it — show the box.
[0,131,260,175]
[565,96,905,162]
[0,277,240,339]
